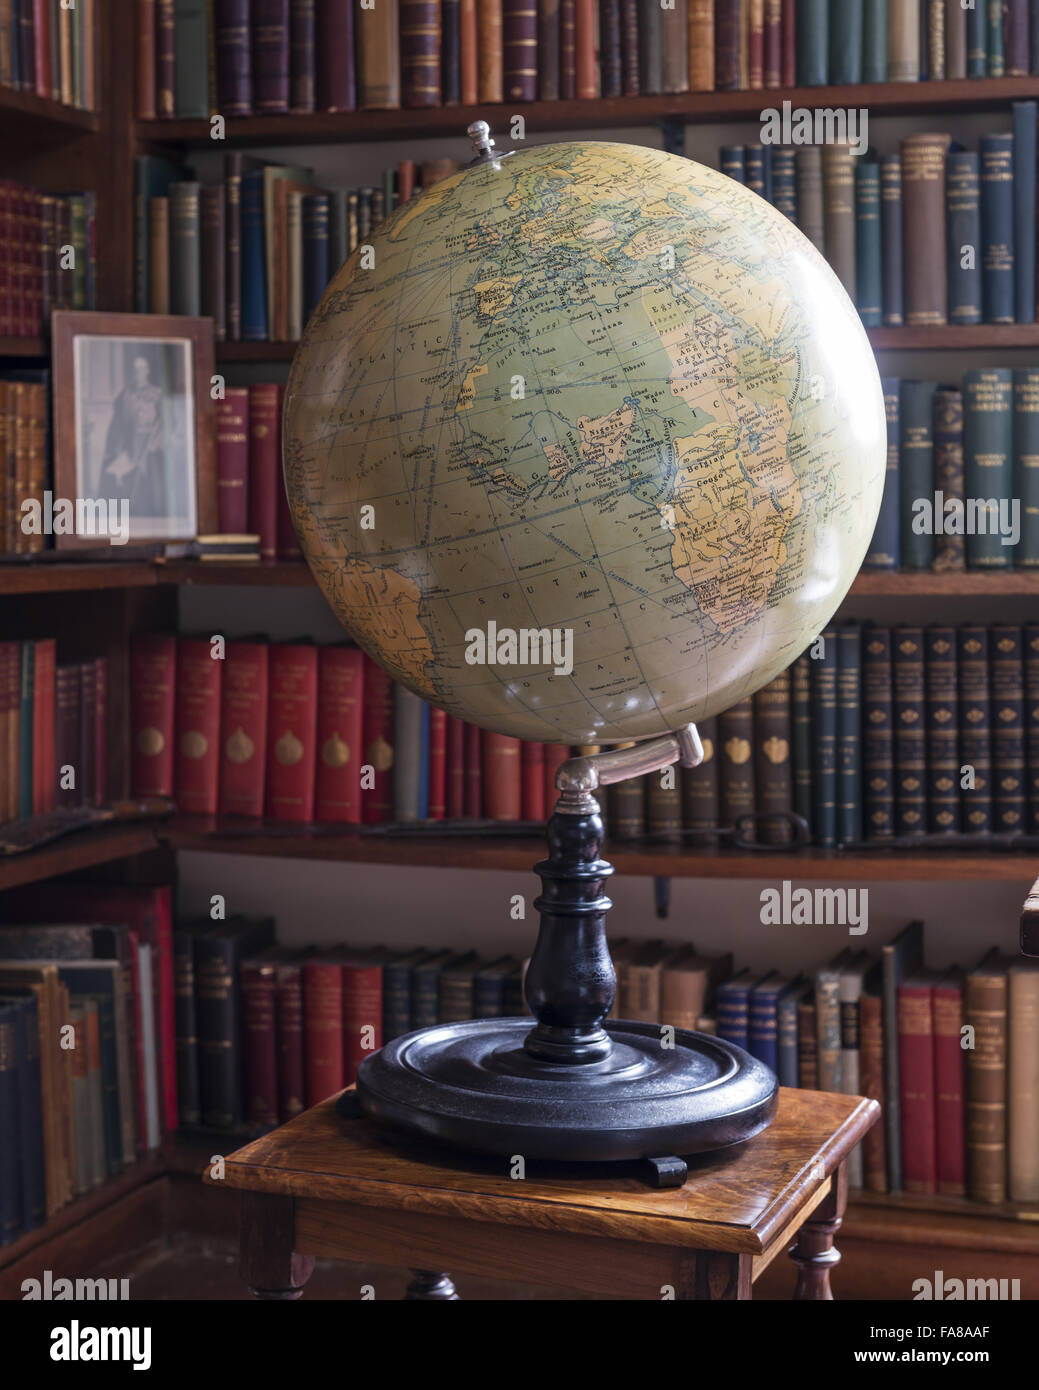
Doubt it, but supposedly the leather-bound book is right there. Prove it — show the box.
[215,387,249,533]
[251,0,290,112]
[274,952,307,1121]
[138,0,157,117]
[427,706,447,819]
[195,915,275,1128]
[79,657,98,807]
[316,0,356,110]
[32,638,55,816]
[640,0,662,91]
[460,0,479,100]
[214,0,252,114]
[815,950,850,1094]
[716,969,756,1052]
[598,0,622,96]
[887,0,921,79]
[218,639,269,817]
[646,767,681,839]
[924,626,959,834]
[241,948,281,1128]
[958,626,993,833]
[266,642,318,823]
[146,196,170,313]
[748,0,764,85]
[964,369,1013,569]
[979,132,1015,325]
[357,0,401,106]
[174,637,222,815]
[881,919,924,1192]
[859,990,887,1192]
[225,152,243,341]
[790,654,812,835]
[893,627,926,837]
[620,0,638,92]
[521,741,545,821]
[475,956,519,1017]
[797,998,818,1089]
[661,951,732,1032]
[966,0,986,73]
[836,625,862,845]
[438,951,480,1023]
[538,0,561,97]
[933,968,966,1197]
[933,389,965,571]
[751,972,791,1073]
[156,0,176,115]
[660,0,688,91]
[990,624,1025,833]
[172,0,210,116]
[301,192,329,322]
[863,628,894,840]
[821,144,855,300]
[504,0,538,98]
[1013,102,1036,326]
[446,715,465,817]
[714,0,739,89]
[401,0,442,106]
[342,949,384,1084]
[464,721,482,816]
[965,948,1009,1204]
[944,0,966,75]
[866,379,900,567]
[794,146,824,254]
[289,0,316,110]
[947,152,981,326]
[839,953,870,1187]
[718,698,755,830]
[130,635,176,799]
[1007,958,1039,1201]
[574,0,597,96]
[754,671,792,845]
[1004,0,1029,72]
[854,158,881,327]
[796,0,827,83]
[478,0,505,99]
[901,133,951,327]
[382,948,428,1040]
[442,0,461,100]
[898,971,938,1195]
[772,147,796,219]
[560,0,576,94]
[681,715,718,843]
[777,977,810,1087]
[411,949,455,1028]
[764,0,781,84]
[811,630,837,847]
[1027,624,1039,832]
[247,383,282,560]
[926,0,944,77]
[303,949,344,1105]
[200,184,225,340]
[899,380,937,570]
[624,941,670,1023]
[863,0,887,79]
[482,730,521,819]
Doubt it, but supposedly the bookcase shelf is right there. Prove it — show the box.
[0,336,47,358]
[138,78,1039,150]
[0,824,160,894]
[850,1187,1039,1227]
[0,560,159,595]
[216,341,298,361]
[0,85,98,140]
[157,559,316,587]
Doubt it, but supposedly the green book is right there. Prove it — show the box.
[173,0,211,117]
[964,369,1014,570]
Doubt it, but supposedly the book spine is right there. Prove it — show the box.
[933,388,965,571]
[933,981,967,1197]
[860,993,888,1192]
[854,158,881,328]
[902,134,949,326]
[502,0,537,98]
[31,637,55,816]
[315,0,356,110]
[964,367,1014,569]
[829,0,862,81]
[173,930,200,1126]
[155,0,175,115]
[776,992,799,1087]
[754,671,793,845]
[17,639,32,816]
[795,146,824,254]
[301,192,329,323]
[958,625,993,833]
[965,967,1007,1203]
[174,637,221,815]
[247,383,281,559]
[749,990,779,1073]
[597,0,620,95]
[573,0,596,96]
[814,968,842,1092]
[382,958,413,1040]
[966,0,986,73]
[342,962,382,1085]
[520,741,545,821]
[146,196,169,314]
[987,0,1006,72]
[1007,965,1039,1200]
[266,643,318,823]
[637,0,660,91]
[136,0,157,117]
[660,0,688,90]
[893,627,926,836]
[392,686,423,821]
[1013,101,1036,323]
[718,698,756,828]
[681,715,718,840]
[129,634,176,799]
[218,641,269,817]
[945,0,966,75]
[54,663,80,810]
[990,624,1025,833]
[360,655,394,823]
[796,0,828,84]
[215,387,249,533]
[888,0,921,78]
[716,982,750,1051]
[303,961,343,1106]
[1015,369,1039,567]
[866,377,900,567]
[401,0,442,106]
[925,626,960,834]
[926,0,945,76]
[899,380,937,570]
[980,132,1015,325]
[646,765,681,839]
[289,0,316,110]
[225,152,242,341]
[771,147,796,221]
[482,731,522,819]
[618,0,637,92]
[77,658,95,809]
[274,961,305,1121]
[241,960,278,1128]
[445,715,465,817]
[810,633,837,847]
[558,0,575,93]
[199,184,226,341]
[863,0,887,79]
[214,0,252,113]
[93,658,106,806]
[240,169,268,340]
[836,625,862,845]
[822,144,856,298]
[787,655,812,836]
[252,0,289,112]
[898,983,937,1195]
[537,0,559,96]
[1027,624,1039,832]
[764,0,781,84]
[315,647,364,824]
[442,0,461,100]
[745,146,771,204]
[797,1000,818,1088]
[478,0,504,99]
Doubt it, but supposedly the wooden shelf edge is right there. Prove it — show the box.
[848,569,1039,596]
[0,824,161,893]
[868,325,1039,350]
[0,85,98,135]
[0,336,46,358]
[850,1187,1039,1228]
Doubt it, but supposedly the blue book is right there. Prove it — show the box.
[749,972,790,1073]
[715,969,756,1052]
[719,145,746,184]
[987,0,1005,74]
[862,0,887,82]
[865,378,901,568]
[240,170,269,341]
[744,145,772,204]
[829,0,862,83]
[1013,102,1036,324]
[964,368,1014,570]
[302,192,330,324]
[946,150,983,325]
[771,148,797,222]
[880,154,904,326]
[967,0,987,75]
[776,977,811,1088]
[980,133,1016,324]
[854,158,882,327]
[796,0,828,85]
[899,380,939,570]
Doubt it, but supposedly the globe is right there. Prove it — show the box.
[284,139,886,743]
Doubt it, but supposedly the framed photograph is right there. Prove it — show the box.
[52,311,217,549]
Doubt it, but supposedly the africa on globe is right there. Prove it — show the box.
[283,137,886,743]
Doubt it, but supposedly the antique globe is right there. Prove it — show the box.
[284,128,887,1166]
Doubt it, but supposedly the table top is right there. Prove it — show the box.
[212,1087,878,1254]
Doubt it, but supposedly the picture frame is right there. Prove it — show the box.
[51,311,217,550]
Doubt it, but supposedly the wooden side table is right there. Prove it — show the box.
[211,1087,878,1301]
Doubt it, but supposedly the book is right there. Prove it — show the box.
[718,697,755,828]
[902,133,951,325]
[815,949,850,1093]
[899,380,938,571]
[979,132,1015,324]
[1007,958,1039,1201]
[859,987,887,1192]
[933,967,967,1198]
[965,947,1009,1203]
[218,639,269,818]
[836,624,862,845]
[265,641,318,822]
[1014,369,1039,566]
[990,624,1025,833]
[882,920,924,1192]
[932,387,966,570]
[964,369,1013,569]
[888,0,921,79]
[502,0,536,99]
[866,378,900,568]
[247,382,282,560]
[314,645,363,824]
[924,625,959,834]
[748,971,790,1073]
[958,625,993,833]
[893,627,926,837]
[854,157,881,327]
[716,969,756,1052]
[754,671,793,845]
[681,716,718,842]
[810,631,837,847]
[879,154,904,326]
[660,949,732,1032]
[839,952,872,1187]
[946,150,982,325]
[174,636,221,816]
[776,975,810,1087]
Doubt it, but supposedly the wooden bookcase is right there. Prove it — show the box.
[2,2,1038,1295]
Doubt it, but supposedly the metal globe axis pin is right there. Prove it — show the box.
[352,724,779,1171]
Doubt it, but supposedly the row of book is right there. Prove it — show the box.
[0,640,106,822]
[720,105,1039,328]
[129,632,573,823]
[0,370,47,554]
[0,183,97,340]
[641,620,1039,850]
[134,152,459,339]
[865,371,1039,572]
[142,0,1039,121]
[0,0,96,109]
[0,883,175,1243]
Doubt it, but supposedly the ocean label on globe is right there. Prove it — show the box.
[284,141,886,743]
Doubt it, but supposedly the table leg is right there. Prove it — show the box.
[404,1271,460,1300]
[790,1163,848,1300]
[674,1250,752,1300]
[240,1191,315,1300]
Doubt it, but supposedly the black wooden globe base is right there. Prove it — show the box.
[354,727,778,1166]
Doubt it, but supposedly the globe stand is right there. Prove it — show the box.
[350,725,778,1171]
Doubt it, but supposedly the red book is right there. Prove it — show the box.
[445,715,465,817]
[482,731,522,819]
[360,653,394,824]
[342,950,383,1085]
[781,0,795,85]
[898,973,939,1196]
[241,952,279,1128]
[315,645,363,824]
[93,656,107,805]
[78,661,97,806]
[248,383,283,561]
[218,640,269,817]
[316,0,357,110]
[933,970,967,1197]
[748,0,764,86]
[521,741,545,821]
[303,953,344,1105]
[463,722,482,816]
[543,743,569,814]
[427,706,447,819]
[764,0,781,86]
[130,634,176,797]
[34,0,51,96]
[275,953,307,1122]
[265,642,317,822]
[31,636,55,815]
[54,662,80,810]
[574,0,597,97]
[174,638,222,815]
[215,388,249,534]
